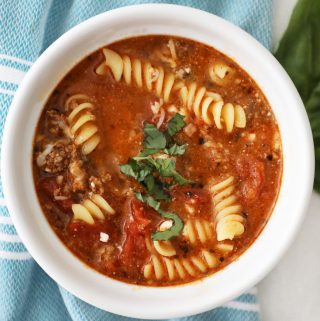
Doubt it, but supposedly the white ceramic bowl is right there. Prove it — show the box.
[1,4,315,319]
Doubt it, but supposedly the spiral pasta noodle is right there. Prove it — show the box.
[145,236,177,258]
[71,194,115,224]
[143,249,219,281]
[96,49,246,133]
[208,62,233,85]
[175,83,246,133]
[182,219,214,244]
[65,95,101,155]
[209,176,245,241]
[96,49,176,103]
[216,243,234,252]
[153,240,176,257]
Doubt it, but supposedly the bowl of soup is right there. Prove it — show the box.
[1,4,314,319]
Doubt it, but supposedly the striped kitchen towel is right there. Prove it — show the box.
[0,0,271,320]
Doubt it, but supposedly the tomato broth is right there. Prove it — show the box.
[33,36,282,286]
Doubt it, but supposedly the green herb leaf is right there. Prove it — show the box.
[275,0,320,191]
[166,113,186,137]
[143,123,167,150]
[119,159,139,179]
[135,193,184,241]
[120,114,189,239]
[152,158,176,176]
[139,148,161,157]
[143,175,170,200]
[164,144,187,156]
[152,158,193,185]
[119,159,153,182]
[172,171,194,185]
[132,156,193,186]
[135,192,161,211]
[151,211,184,241]
[140,114,186,157]
[138,166,153,182]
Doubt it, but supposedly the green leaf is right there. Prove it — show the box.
[143,175,170,200]
[138,166,153,182]
[139,148,161,157]
[135,192,161,211]
[132,156,193,186]
[166,113,186,137]
[164,144,187,156]
[275,0,320,192]
[135,193,184,240]
[152,158,193,185]
[143,123,167,150]
[119,159,139,179]
[140,144,187,157]
[120,114,188,239]
[152,211,184,241]
[172,171,193,185]
[140,114,186,157]
[119,159,153,182]
[152,158,176,176]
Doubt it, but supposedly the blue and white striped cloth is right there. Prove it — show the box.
[0,1,272,320]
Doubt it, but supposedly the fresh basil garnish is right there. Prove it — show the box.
[165,113,186,137]
[135,192,184,241]
[119,113,190,239]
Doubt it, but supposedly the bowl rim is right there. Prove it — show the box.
[1,3,315,319]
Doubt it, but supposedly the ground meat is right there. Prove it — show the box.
[69,159,87,192]
[89,176,104,194]
[68,146,87,192]
[45,109,69,137]
[38,143,72,174]
[53,185,71,201]
[94,244,116,264]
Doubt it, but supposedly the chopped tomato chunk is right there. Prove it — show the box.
[131,198,151,229]
[120,227,146,263]
[236,155,265,201]
[119,198,150,266]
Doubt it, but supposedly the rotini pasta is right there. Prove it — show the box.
[159,39,177,68]
[175,82,246,132]
[96,49,246,133]
[209,176,245,241]
[145,235,176,258]
[143,249,219,281]
[182,219,214,244]
[216,243,234,252]
[153,240,176,257]
[71,194,115,224]
[208,62,233,86]
[66,95,101,155]
[96,48,176,103]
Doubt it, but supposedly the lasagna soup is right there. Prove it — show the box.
[33,36,282,286]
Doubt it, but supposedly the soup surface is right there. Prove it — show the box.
[33,35,282,286]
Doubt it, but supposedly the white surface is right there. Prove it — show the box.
[259,1,320,321]
[259,192,320,321]
[1,3,314,319]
